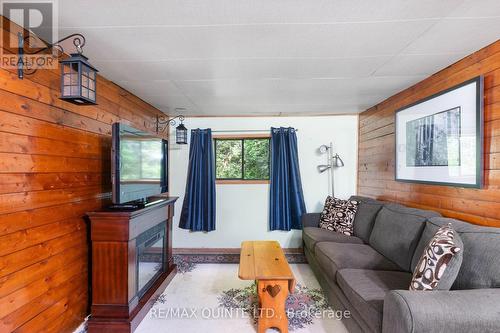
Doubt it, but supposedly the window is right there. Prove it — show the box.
[214,137,270,183]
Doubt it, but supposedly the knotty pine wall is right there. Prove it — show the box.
[0,18,168,332]
[358,40,500,227]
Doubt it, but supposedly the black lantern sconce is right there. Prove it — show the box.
[60,53,98,105]
[156,109,188,144]
[17,32,97,105]
[175,121,188,145]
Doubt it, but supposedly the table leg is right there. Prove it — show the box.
[257,279,289,333]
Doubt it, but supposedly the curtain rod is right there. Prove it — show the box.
[211,129,299,133]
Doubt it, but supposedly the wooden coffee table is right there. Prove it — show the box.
[239,241,295,333]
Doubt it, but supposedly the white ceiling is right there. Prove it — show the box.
[57,0,500,116]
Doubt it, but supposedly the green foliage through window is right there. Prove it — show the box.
[215,138,270,180]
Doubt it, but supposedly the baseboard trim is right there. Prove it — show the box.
[173,247,304,255]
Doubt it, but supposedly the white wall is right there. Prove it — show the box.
[169,116,358,248]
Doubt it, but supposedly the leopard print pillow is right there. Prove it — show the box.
[319,196,359,236]
[410,223,461,291]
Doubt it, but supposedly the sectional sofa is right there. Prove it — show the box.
[302,196,500,333]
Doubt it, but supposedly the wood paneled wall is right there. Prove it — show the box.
[0,18,167,332]
[358,40,500,227]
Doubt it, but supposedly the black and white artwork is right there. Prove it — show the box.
[406,107,461,167]
[395,76,483,188]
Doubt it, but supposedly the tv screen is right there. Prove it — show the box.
[111,123,168,204]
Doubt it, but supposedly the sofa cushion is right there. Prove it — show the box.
[315,242,401,282]
[337,269,412,332]
[319,196,359,235]
[301,213,321,228]
[369,203,441,272]
[349,196,384,243]
[410,223,463,291]
[414,217,500,290]
[303,227,363,253]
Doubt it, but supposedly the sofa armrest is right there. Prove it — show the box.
[301,213,321,228]
[383,289,500,333]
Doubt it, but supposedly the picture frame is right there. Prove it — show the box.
[395,76,484,188]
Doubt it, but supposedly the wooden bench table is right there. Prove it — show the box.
[239,241,295,333]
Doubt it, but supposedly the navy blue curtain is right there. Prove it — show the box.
[269,127,306,231]
[179,129,216,232]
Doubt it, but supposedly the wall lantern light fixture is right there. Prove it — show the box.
[60,52,98,105]
[156,108,188,144]
[17,32,98,105]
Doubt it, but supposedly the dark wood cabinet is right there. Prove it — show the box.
[87,197,178,332]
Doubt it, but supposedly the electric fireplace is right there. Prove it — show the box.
[87,197,178,333]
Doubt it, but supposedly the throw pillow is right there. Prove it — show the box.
[319,196,359,236]
[410,223,462,291]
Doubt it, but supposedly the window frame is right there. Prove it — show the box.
[213,134,271,184]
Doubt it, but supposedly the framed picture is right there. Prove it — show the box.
[395,76,483,188]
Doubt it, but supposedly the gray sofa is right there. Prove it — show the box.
[302,196,500,333]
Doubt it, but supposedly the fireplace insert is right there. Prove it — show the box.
[136,222,166,298]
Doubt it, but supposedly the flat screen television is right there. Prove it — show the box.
[111,123,168,205]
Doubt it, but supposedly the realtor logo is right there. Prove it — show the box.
[1,0,58,70]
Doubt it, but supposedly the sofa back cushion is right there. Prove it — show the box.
[413,217,500,290]
[349,196,384,243]
[369,203,441,272]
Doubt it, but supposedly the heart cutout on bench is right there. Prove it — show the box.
[265,284,281,298]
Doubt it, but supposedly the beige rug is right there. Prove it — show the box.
[136,263,349,333]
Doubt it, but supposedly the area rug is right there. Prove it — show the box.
[217,282,329,330]
[173,253,307,274]
[137,264,349,333]
[74,263,348,333]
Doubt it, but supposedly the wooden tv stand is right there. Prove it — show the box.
[87,196,178,333]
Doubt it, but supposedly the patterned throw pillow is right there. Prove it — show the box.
[319,196,359,236]
[410,223,462,291]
